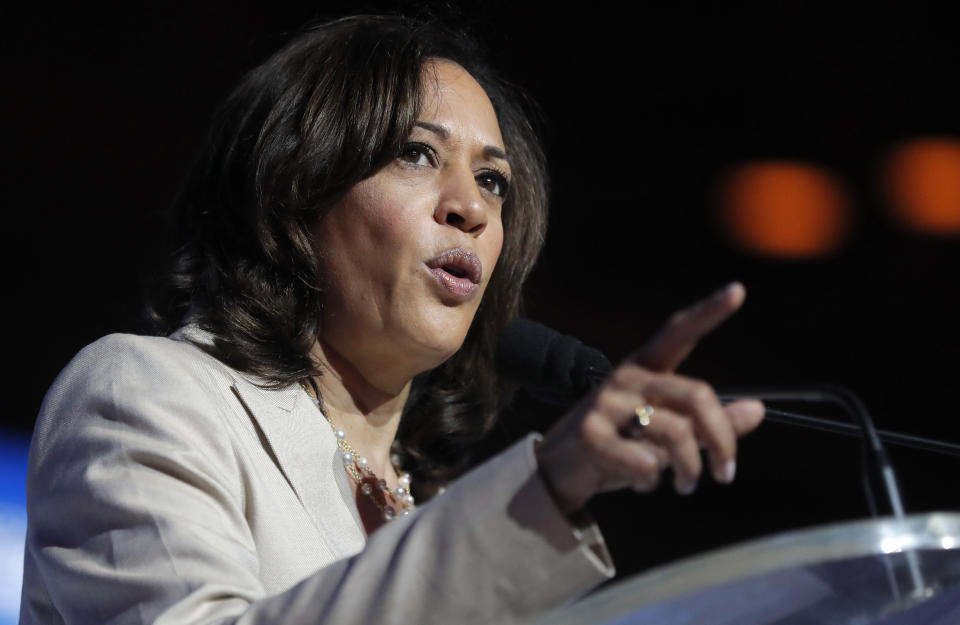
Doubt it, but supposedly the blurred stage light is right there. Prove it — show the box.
[0,432,28,625]
[718,161,850,259]
[885,137,960,235]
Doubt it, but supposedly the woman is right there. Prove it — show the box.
[20,14,764,625]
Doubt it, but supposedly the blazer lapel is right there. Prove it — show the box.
[230,375,368,555]
[169,325,367,554]
[170,325,314,506]
[229,379,310,505]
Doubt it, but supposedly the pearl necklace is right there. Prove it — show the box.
[300,382,415,521]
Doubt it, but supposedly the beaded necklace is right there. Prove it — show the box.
[300,381,415,521]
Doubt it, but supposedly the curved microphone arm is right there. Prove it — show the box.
[720,385,927,599]
[719,385,905,518]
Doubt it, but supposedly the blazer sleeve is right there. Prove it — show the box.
[20,334,614,625]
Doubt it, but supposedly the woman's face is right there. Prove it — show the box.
[312,60,509,391]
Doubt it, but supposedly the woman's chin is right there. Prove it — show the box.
[404,327,470,371]
[414,339,466,371]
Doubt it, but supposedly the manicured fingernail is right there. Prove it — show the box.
[675,477,698,495]
[722,460,737,484]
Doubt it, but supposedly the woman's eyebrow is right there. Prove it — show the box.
[483,146,509,163]
[414,120,510,164]
[415,121,449,139]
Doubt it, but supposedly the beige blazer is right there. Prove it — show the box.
[20,328,613,624]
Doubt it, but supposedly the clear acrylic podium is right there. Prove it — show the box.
[531,513,960,625]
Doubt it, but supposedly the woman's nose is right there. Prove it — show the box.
[433,168,487,235]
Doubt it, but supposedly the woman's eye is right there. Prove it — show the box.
[398,143,433,167]
[477,171,510,198]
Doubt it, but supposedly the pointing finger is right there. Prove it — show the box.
[723,399,766,436]
[632,282,746,372]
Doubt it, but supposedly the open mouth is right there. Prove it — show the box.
[425,247,483,299]
[441,265,468,279]
[426,248,482,285]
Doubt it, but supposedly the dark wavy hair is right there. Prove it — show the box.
[146,14,548,484]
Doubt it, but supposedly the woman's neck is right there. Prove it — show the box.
[309,340,411,477]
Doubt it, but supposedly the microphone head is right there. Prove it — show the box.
[496,318,612,406]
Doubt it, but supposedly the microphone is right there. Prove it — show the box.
[495,318,612,406]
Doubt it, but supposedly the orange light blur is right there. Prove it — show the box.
[719,161,850,259]
[885,138,960,235]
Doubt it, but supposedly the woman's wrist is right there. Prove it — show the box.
[533,435,590,516]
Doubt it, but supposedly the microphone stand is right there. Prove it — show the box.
[720,385,929,601]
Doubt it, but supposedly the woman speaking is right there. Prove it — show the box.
[20,14,764,625]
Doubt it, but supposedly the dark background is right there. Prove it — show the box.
[5,2,959,579]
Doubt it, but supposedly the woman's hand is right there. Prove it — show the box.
[535,283,765,515]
